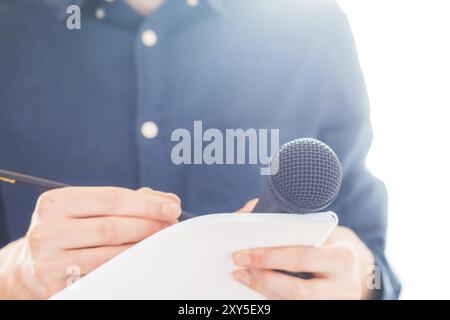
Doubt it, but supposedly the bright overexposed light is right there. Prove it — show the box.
[338,0,450,299]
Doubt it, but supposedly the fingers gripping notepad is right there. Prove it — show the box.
[52,212,337,300]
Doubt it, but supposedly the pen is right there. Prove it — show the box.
[0,168,194,221]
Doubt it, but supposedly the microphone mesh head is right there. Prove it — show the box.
[268,138,342,213]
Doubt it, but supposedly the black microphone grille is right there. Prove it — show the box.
[267,138,342,213]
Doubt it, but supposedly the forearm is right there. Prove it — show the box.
[0,238,34,299]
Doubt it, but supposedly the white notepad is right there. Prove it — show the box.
[52,212,338,300]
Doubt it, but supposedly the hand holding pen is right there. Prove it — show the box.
[0,168,192,298]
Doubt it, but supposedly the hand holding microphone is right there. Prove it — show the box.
[234,138,376,300]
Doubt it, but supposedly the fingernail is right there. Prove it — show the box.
[234,270,252,286]
[163,203,181,219]
[233,252,252,266]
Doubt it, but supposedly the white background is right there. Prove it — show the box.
[338,0,450,299]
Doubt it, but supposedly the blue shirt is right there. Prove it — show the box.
[0,0,400,299]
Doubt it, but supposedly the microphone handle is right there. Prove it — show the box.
[252,188,314,280]
[252,188,284,213]
[179,210,195,221]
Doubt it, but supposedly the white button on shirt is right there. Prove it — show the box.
[141,30,158,47]
[95,8,106,20]
[141,121,159,139]
[186,0,199,7]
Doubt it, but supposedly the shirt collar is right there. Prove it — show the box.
[42,0,85,15]
[42,0,227,20]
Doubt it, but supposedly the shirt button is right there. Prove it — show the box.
[141,121,159,139]
[95,8,106,20]
[141,30,158,47]
[186,0,199,7]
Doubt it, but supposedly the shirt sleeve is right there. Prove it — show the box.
[314,2,401,300]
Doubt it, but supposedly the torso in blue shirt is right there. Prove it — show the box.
[0,0,400,298]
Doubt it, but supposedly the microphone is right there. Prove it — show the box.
[253,138,342,214]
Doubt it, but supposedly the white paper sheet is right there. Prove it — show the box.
[52,212,337,300]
